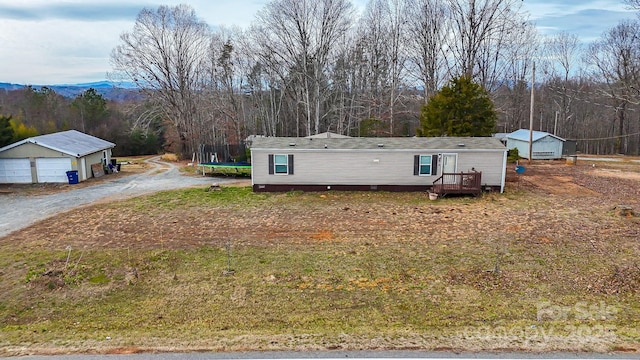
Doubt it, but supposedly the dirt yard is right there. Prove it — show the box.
[504,159,640,206]
[5,158,637,251]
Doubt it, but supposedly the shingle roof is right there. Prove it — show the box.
[506,129,565,142]
[305,132,351,139]
[0,130,115,157]
[250,136,506,151]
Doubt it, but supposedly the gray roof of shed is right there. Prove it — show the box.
[0,130,115,157]
[250,136,506,151]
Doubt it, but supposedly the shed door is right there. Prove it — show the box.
[36,158,72,183]
[0,158,32,183]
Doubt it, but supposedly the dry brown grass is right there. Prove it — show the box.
[1,160,639,355]
[160,153,179,162]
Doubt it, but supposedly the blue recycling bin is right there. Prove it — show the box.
[66,170,79,184]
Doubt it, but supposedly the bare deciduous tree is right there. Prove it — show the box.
[356,0,409,135]
[385,0,408,135]
[405,0,449,102]
[446,0,527,88]
[542,31,582,136]
[110,4,211,156]
[585,20,640,154]
[625,0,640,11]
[493,23,537,132]
[251,0,353,136]
[202,28,249,149]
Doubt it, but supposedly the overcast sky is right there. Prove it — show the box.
[0,0,636,85]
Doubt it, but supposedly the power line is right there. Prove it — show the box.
[566,131,640,141]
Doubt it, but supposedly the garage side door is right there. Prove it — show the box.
[36,158,72,183]
[0,158,32,183]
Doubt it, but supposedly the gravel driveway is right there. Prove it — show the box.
[0,157,238,238]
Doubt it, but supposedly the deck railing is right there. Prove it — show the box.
[432,171,482,196]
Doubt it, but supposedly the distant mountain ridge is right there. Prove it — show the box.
[0,80,142,102]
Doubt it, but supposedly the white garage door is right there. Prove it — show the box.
[36,158,72,183]
[0,158,32,183]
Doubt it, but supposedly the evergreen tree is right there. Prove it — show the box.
[417,76,497,137]
[71,88,108,133]
[0,115,16,147]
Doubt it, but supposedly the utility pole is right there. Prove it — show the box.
[528,61,535,164]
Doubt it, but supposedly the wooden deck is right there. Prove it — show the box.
[432,172,482,196]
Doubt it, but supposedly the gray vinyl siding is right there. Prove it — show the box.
[252,149,505,187]
[455,151,504,186]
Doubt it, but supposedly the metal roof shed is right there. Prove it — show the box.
[0,130,115,183]
[505,129,565,160]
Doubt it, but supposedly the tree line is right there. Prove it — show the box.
[0,86,162,155]
[2,0,640,157]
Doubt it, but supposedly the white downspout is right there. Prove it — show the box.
[500,150,507,193]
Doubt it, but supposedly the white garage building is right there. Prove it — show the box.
[0,130,115,183]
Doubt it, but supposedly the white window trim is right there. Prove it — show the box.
[418,154,432,176]
[273,154,289,175]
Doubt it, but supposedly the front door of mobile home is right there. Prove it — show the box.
[441,153,457,183]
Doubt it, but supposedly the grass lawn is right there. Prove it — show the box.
[0,161,639,355]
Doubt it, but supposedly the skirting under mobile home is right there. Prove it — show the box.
[250,137,507,193]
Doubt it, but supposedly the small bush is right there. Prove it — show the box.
[507,147,520,163]
[161,153,179,162]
